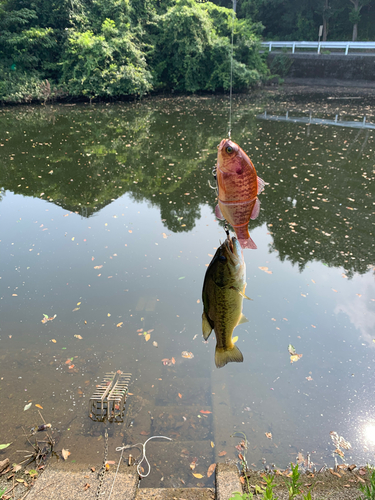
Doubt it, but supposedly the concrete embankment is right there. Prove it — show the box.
[4,461,368,500]
[267,52,375,88]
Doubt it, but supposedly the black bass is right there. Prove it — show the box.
[202,235,250,368]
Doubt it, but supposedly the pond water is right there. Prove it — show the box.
[0,91,374,488]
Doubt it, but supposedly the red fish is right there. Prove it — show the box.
[215,139,265,249]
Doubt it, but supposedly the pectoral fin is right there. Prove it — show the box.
[257,176,266,194]
[238,290,252,300]
[215,204,225,221]
[250,198,260,220]
[238,313,249,325]
[202,312,213,340]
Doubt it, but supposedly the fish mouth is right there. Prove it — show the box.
[223,236,241,263]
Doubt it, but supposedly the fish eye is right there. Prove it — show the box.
[218,255,227,263]
[226,146,233,154]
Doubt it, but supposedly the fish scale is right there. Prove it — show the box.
[202,236,250,368]
[215,138,265,249]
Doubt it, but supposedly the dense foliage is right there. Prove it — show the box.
[0,0,268,103]
[0,0,374,103]
[216,0,375,42]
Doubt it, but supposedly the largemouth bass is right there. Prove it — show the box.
[215,139,265,249]
[202,235,250,368]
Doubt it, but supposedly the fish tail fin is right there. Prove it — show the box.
[234,225,257,249]
[239,236,257,250]
[215,345,244,369]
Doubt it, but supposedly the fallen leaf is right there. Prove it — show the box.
[329,469,341,478]
[145,333,150,342]
[61,449,70,460]
[200,410,212,414]
[35,404,43,409]
[290,354,303,363]
[51,339,57,343]
[218,451,227,456]
[140,431,150,436]
[211,441,215,448]
[74,335,83,340]
[232,336,238,343]
[153,341,158,347]
[288,344,296,355]
[83,484,90,491]
[0,443,12,450]
[259,267,272,274]
[265,432,272,439]
[181,351,194,359]
[94,265,103,270]
[193,473,204,479]
[116,322,123,328]
[207,464,216,477]
[24,403,32,411]
[178,393,182,398]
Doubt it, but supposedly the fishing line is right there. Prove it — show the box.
[228,0,236,140]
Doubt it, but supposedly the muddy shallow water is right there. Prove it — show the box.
[0,88,374,488]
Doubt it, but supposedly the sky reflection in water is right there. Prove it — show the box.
[0,93,374,487]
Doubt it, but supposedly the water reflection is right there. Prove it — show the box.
[202,235,249,368]
[0,100,373,275]
[0,95,375,477]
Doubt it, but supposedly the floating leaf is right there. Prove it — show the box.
[181,351,194,359]
[259,266,272,274]
[290,354,303,363]
[288,344,296,355]
[74,335,83,340]
[178,276,185,280]
[116,322,123,328]
[51,339,57,343]
[265,432,272,439]
[193,473,204,479]
[218,451,227,456]
[178,393,182,399]
[24,403,32,411]
[0,443,12,450]
[232,336,238,344]
[35,404,43,409]
[153,341,158,347]
[145,333,151,342]
[211,441,215,448]
[200,410,212,414]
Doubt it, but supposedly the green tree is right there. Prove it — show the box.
[349,0,372,40]
[62,19,152,101]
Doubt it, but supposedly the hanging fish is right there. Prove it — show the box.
[202,235,251,368]
[215,139,265,249]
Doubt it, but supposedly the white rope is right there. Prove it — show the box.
[107,436,172,500]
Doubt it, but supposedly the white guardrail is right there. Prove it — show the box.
[261,41,375,55]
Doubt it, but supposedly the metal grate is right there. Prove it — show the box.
[89,371,131,422]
